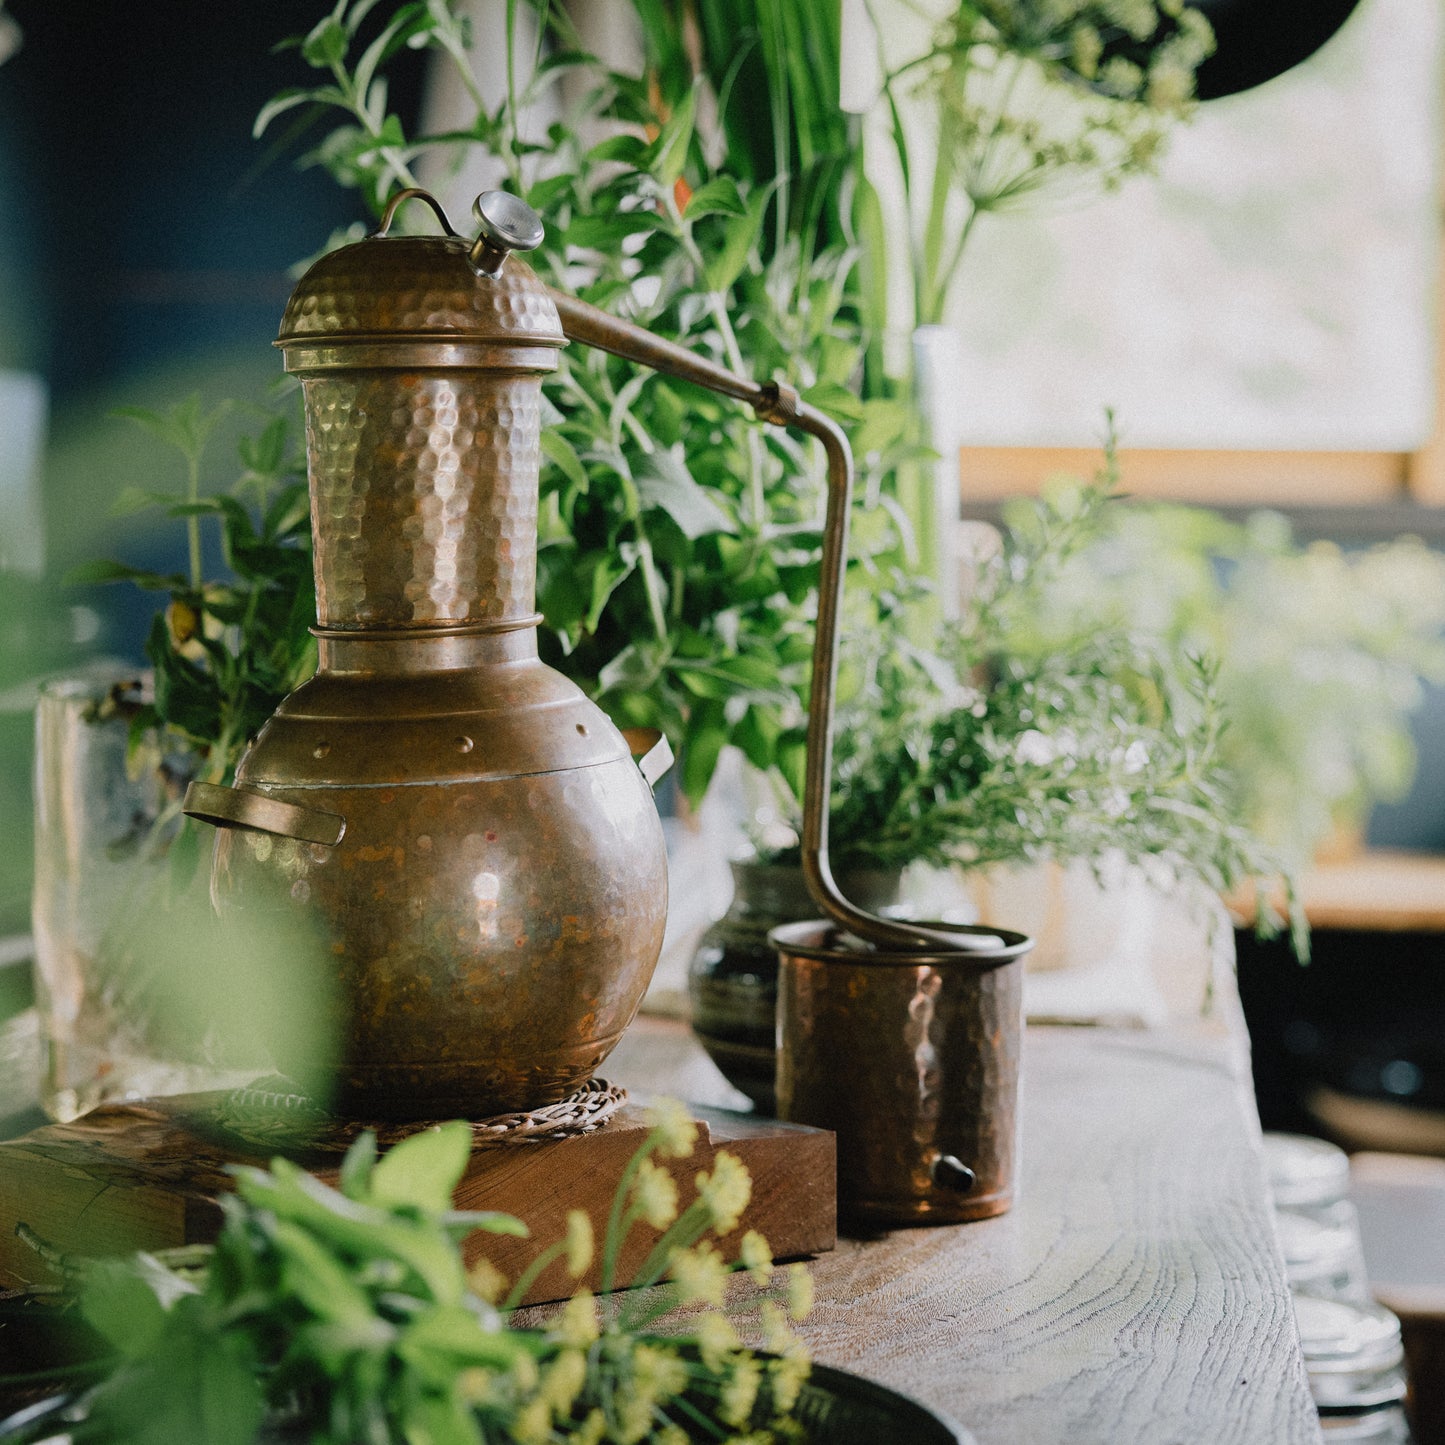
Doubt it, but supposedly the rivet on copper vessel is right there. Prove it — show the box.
[455,735,474,754]
[313,742,331,759]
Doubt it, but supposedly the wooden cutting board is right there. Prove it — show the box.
[0,1096,835,1307]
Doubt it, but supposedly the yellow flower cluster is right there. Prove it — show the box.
[466,1256,508,1306]
[696,1150,752,1234]
[696,1310,743,1372]
[555,1290,599,1347]
[669,1241,729,1306]
[739,1228,774,1286]
[644,1097,699,1159]
[633,1343,690,1401]
[720,1354,763,1427]
[565,1208,594,1277]
[631,1155,680,1230]
[456,1103,817,1443]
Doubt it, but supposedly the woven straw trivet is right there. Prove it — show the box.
[214,1075,628,1152]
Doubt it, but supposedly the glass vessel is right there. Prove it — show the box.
[31,672,247,1120]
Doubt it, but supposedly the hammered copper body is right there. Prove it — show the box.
[187,199,668,1120]
[773,921,1032,1227]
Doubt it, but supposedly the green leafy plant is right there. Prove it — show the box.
[3,1106,812,1445]
[69,396,316,789]
[256,0,926,811]
[752,441,1300,944]
[247,1,1304,914]
[866,0,1216,329]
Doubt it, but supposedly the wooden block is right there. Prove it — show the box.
[0,1098,835,1307]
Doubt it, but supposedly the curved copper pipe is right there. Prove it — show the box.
[550,289,1014,955]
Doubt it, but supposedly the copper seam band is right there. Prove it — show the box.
[310,614,543,641]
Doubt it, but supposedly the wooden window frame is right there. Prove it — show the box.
[959,219,1445,511]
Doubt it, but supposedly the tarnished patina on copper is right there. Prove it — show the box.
[772,921,1031,1227]
[185,192,667,1121]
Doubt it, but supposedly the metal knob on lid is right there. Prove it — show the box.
[470,189,545,275]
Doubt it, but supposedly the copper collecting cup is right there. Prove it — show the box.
[772,920,1033,1227]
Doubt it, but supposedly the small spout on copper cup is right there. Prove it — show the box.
[772,919,1032,1228]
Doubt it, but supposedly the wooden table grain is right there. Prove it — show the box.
[0,985,1320,1443]
[601,1013,1323,1445]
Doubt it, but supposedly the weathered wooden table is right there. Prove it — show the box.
[0,982,1321,1443]
[596,1009,1323,1445]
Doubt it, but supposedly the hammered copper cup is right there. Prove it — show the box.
[773,920,1033,1227]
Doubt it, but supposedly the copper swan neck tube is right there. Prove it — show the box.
[549,289,1005,955]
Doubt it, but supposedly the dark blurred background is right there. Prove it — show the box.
[0,2,427,938]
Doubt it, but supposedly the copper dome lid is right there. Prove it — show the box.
[276,189,565,368]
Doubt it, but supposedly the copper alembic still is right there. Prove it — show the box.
[183,189,1032,1161]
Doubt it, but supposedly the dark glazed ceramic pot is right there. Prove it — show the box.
[687,861,902,1114]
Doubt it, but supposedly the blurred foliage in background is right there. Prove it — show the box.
[1027,504,1445,870]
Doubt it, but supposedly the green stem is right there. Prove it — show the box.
[617,1201,714,1330]
[669,199,769,535]
[624,499,674,642]
[500,1238,569,1313]
[919,103,957,329]
[613,451,670,646]
[598,373,668,642]
[185,456,202,591]
[503,0,525,194]
[599,1139,657,1297]
[922,201,979,329]
[764,10,791,262]
[328,58,421,200]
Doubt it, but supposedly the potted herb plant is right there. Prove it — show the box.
[690,447,1301,1102]
[0,1107,965,1443]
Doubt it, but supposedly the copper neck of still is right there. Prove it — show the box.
[300,368,545,644]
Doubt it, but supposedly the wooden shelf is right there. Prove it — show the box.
[1232,848,1445,934]
[1295,849,1445,933]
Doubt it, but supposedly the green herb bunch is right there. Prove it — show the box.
[70,396,316,789]
[7,1104,812,1445]
[257,0,927,807]
[755,443,1300,944]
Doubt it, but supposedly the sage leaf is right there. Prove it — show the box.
[64,560,186,590]
[650,82,696,187]
[81,1255,193,1359]
[301,15,349,69]
[338,1129,378,1201]
[88,1304,264,1445]
[702,184,772,294]
[252,87,315,139]
[636,449,735,539]
[540,428,590,497]
[370,1120,472,1213]
[682,175,746,219]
